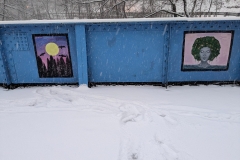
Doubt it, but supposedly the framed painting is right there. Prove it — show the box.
[182,31,234,71]
[32,34,73,78]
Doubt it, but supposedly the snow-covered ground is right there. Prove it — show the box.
[0,85,239,160]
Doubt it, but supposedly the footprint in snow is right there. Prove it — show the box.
[119,104,149,124]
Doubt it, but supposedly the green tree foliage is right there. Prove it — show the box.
[191,36,221,61]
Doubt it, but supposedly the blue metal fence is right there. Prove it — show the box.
[0,18,239,87]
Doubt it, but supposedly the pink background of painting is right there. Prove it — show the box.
[183,33,232,65]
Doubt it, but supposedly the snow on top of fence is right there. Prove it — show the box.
[0,17,240,25]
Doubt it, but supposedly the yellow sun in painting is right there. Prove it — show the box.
[45,42,59,56]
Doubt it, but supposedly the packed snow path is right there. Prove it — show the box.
[0,85,240,160]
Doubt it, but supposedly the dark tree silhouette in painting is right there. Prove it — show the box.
[36,55,73,78]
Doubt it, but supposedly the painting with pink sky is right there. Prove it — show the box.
[33,34,73,78]
[182,31,234,71]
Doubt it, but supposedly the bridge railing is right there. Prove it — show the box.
[0,18,239,88]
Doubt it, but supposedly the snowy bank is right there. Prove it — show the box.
[0,85,239,160]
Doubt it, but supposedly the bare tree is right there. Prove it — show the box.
[0,0,30,20]
[190,0,198,16]
[208,0,213,12]
[169,0,177,16]
[182,0,189,17]
[0,0,234,21]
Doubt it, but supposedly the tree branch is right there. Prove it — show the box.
[110,1,127,18]
[190,0,198,17]
[93,0,110,13]
[0,6,18,20]
[208,0,213,12]
[144,9,184,18]
[182,0,189,17]
[103,1,127,18]
[75,0,103,4]
[0,3,31,15]
[126,0,140,11]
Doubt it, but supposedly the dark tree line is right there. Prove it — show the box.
[36,55,73,78]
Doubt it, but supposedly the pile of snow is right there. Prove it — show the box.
[0,85,239,160]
